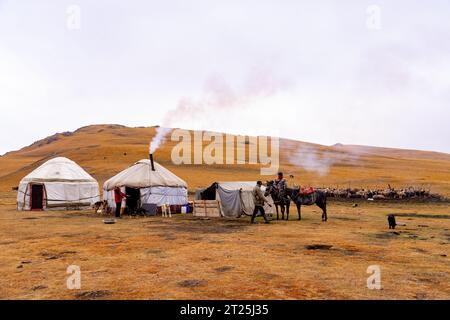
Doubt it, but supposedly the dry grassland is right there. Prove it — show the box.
[0,197,448,299]
[0,125,449,299]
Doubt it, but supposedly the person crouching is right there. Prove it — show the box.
[251,181,272,224]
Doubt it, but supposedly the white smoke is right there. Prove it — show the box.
[149,126,171,154]
[287,144,361,176]
[148,68,290,153]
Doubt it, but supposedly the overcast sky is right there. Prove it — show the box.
[1,0,449,155]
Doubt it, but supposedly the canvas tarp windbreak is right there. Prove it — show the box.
[200,182,274,218]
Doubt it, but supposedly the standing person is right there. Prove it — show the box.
[114,186,128,218]
[251,181,272,224]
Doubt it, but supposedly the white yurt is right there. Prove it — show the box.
[17,157,100,211]
[196,181,274,218]
[103,159,188,211]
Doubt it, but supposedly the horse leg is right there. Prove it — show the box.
[275,204,279,220]
[286,202,290,221]
[281,205,285,220]
[297,203,301,220]
[323,197,328,221]
[316,199,327,222]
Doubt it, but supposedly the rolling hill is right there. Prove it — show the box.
[0,124,449,197]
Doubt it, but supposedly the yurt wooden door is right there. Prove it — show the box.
[31,184,44,210]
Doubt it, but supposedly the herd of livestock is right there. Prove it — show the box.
[316,186,447,201]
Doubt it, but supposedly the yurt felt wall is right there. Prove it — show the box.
[17,157,100,211]
[103,159,188,208]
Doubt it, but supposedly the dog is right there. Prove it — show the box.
[93,200,108,214]
[387,214,397,229]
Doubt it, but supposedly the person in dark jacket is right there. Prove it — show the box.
[114,186,128,218]
[251,181,272,224]
[274,172,288,201]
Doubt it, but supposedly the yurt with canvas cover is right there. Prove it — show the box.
[196,181,274,218]
[17,157,100,211]
[103,158,188,213]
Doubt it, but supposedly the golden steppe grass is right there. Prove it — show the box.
[0,124,449,299]
[0,198,448,299]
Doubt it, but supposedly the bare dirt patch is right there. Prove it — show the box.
[214,266,234,273]
[145,218,249,235]
[305,244,333,250]
[177,279,207,288]
[75,290,112,300]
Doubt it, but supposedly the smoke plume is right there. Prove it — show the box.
[148,68,290,153]
[287,144,361,176]
[149,126,172,154]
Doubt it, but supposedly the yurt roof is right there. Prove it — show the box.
[20,157,97,183]
[103,159,187,190]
